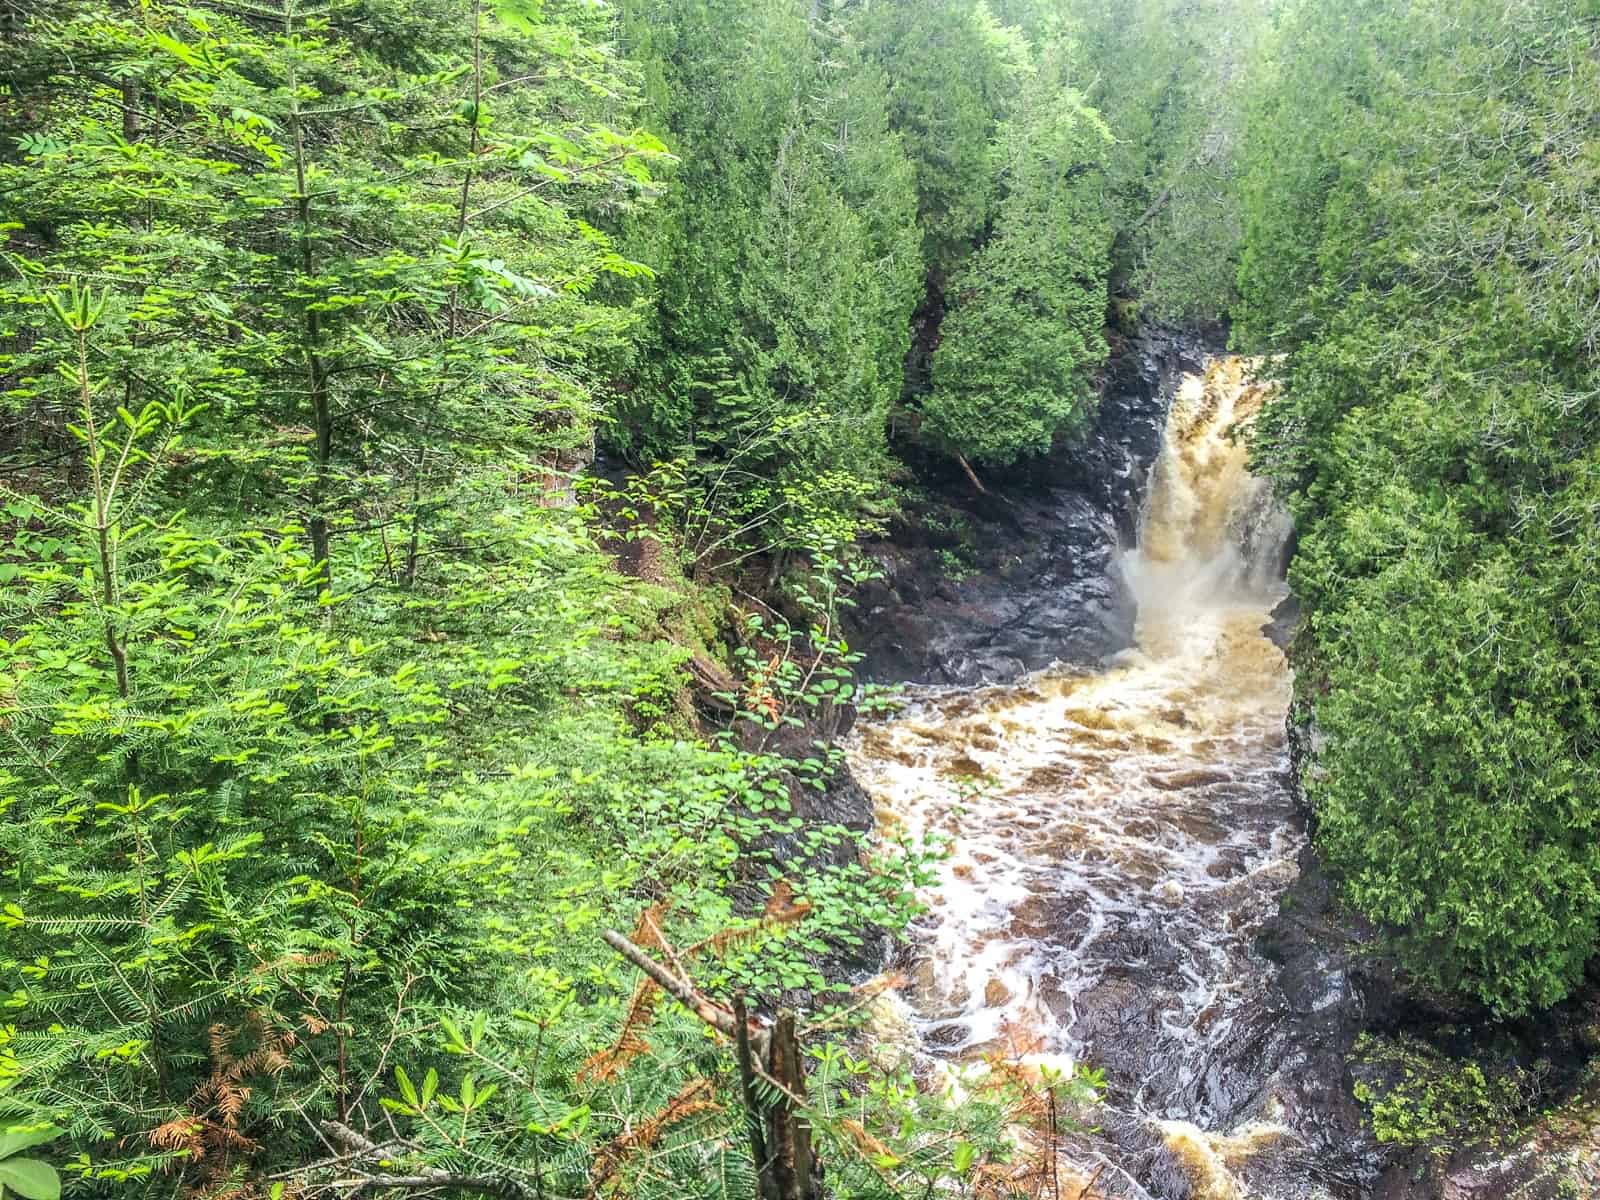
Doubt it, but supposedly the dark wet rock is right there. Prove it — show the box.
[742,755,872,885]
[1280,957,1355,1019]
[1373,1134,1598,1200]
[1043,868,1379,1193]
[732,694,869,860]
[799,759,873,835]
[844,330,1207,686]
[1070,978,1163,1052]
[1262,593,1301,654]
[1096,1115,1200,1200]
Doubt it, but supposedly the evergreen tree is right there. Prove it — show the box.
[616,0,922,556]
[921,42,1113,466]
[1234,0,1600,1014]
[1071,0,1275,324]
[0,7,1048,1195]
[854,0,1029,279]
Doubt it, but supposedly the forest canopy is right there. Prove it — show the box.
[1233,0,1600,1015]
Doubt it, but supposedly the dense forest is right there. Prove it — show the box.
[1,0,1597,1197]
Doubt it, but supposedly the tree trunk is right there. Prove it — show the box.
[763,1013,818,1200]
[957,452,988,495]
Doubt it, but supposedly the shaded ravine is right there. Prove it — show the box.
[847,359,1341,1198]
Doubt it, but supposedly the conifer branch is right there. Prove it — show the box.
[599,928,740,1040]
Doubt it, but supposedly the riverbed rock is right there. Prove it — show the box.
[1258,770,1600,1200]
[1261,593,1301,654]
[1154,880,1185,906]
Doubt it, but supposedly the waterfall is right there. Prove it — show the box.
[1131,356,1293,603]
[848,358,1326,1198]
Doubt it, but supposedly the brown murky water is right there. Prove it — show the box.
[849,359,1318,1198]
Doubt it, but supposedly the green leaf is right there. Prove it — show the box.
[394,1065,419,1107]
[494,0,544,33]
[0,1128,59,1162]
[0,1158,60,1200]
[952,1141,975,1174]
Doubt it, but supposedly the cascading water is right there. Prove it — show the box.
[848,358,1320,1199]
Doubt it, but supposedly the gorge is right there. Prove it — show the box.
[4,2,1599,1197]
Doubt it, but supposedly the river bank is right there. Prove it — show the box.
[843,328,1205,686]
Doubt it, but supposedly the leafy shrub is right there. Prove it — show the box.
[1350,1034,1538,1150]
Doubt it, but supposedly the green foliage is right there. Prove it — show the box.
[1071,0,1276,322]
[1235,0,1600,1012]
[935,547,978,584]
[615,0,922,550]
[0,2,1009,1196]
[364,1018,1082,1200]
[0,0,1138,1196]
[0,1124,62,1200]
[921,44,1112,465]
[854,0,1030,276]
[1350,1033,1537,1150]
[617,1,1149,499]
[0,0,665,592]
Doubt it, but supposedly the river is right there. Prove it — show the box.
[847,357,1326,1198]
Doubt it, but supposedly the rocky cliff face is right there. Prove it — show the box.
[845,330,1207,686]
